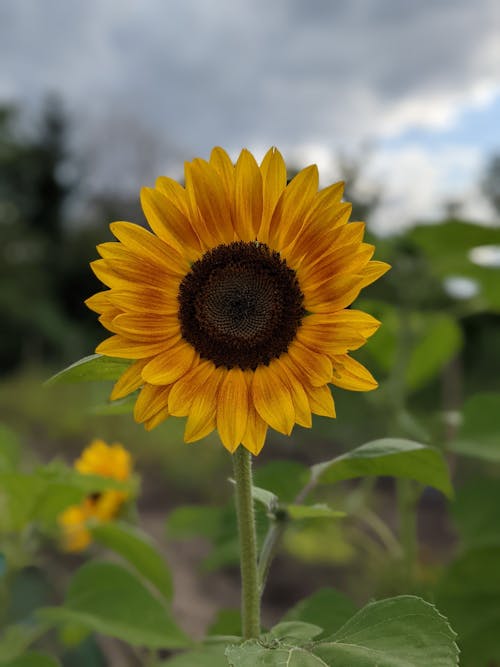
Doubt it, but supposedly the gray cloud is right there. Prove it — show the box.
[1,0,499,227]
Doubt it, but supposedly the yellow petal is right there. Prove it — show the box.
[331,354,378,391]
[96,335,167,359]
[85,291,111,314]
[259,147,287,243]
[184,368,225,442]
[185,159,234,245]
[307,384,336,417]
[242,380,268,456]
[286,341,332,387]
[134,384,172,423]
[359,261,391,287]
[140,187,201,259]
[155,176,190,216]
[111,360,147,400]
[284,205,352,269]
[92,255,173,289]
[144,404,170,430]
[277,358,312,428]
[210,147,235,202]
[217,367,249,452]
[252,361,295,435]
[109,221,188,275]
[296,320,365,356]
[304,274,364,312]
[107,287,180,315]
[111,313,180,341]
[168,360,217,416]
[142,341,198,385]
[271,164,318,249]
[234,149,263,241]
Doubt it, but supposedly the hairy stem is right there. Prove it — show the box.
[232,447,260,639]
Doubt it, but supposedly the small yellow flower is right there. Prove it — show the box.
[87,148,390,455]
[59,439,132,552]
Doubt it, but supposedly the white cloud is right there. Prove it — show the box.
[362,144,495,233]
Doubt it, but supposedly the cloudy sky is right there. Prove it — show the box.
[1,0,500,232]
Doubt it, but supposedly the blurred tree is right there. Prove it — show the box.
[481,154,500,217]
[0,98,100,372]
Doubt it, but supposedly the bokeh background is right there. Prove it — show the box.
[1,1,500,665]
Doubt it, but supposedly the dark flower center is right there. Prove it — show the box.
[178,241,305,370]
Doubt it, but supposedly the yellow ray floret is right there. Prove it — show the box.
[87,147,390,455]
[58,439,132,552]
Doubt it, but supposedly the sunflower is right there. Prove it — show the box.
[86,148,389,455]
[58,439,132,552]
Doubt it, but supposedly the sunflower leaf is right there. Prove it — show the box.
[313,595,458,666]
[311,438,453,497]
[38,562,187,649]
[45,354,132,387]
[91,522,173,601]
[250,485,279,511]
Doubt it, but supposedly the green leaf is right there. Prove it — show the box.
[452,478,500,547]
[226,640,328,666]
[405,314,462,390]
[91,522,173,601]
[90,394,137,415]
[0,425,20,472]
[314,596,458,666]
[45,354,132,387]
[311,438,453,497]
[207,609,242,637]
[449,392,500,462]
[286,504,345,521]
[436,545,500,666]
[0,624,51,662]
[250,485,278,512]
[282,588,357,636]
[0,652,60,667]
[253,461,310,502]
[166,506,230,541]
[38,562,187,649]
[269,621,323,643]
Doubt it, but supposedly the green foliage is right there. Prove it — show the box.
[45,355,132,387]
[0,653,60,667]
[313,596,458,667]
[207,609,242,637]
[452,477,500,547]
[282,588,357,636]
[363,304,463,391]
[409,221,500,310]
[91,521,173,600]
[0,463,133,533]
[311,438,453,497]
[449,392,500,461]
[225,596,458,666]
[39,561,187,649]
[0,624,51,663]
[436,546,500,666]
[0,426,20,472]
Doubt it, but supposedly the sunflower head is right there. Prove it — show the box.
[58,439,132,552]
[87,147,390,455]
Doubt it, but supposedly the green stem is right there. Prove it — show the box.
[232,447,260,639]
[257,520,286,593]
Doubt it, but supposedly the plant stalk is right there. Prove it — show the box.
[232,446,260,639]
